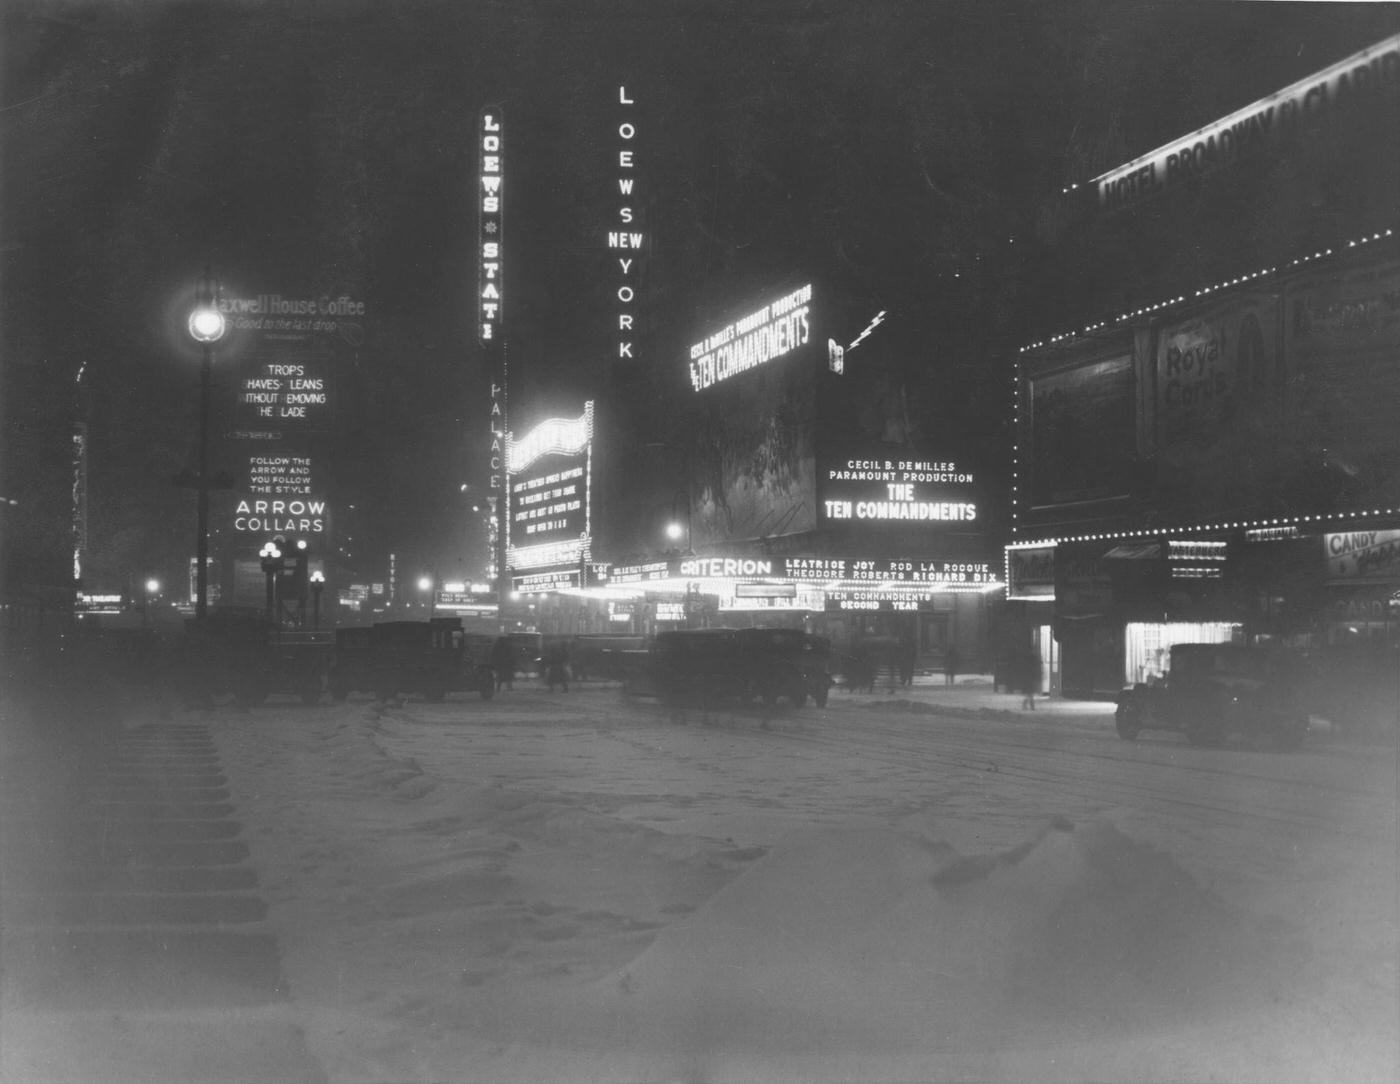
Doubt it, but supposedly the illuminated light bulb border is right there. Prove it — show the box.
[1016,228,1395,355]
[1004,506,1400,552]
[1010,228,1396,530]
[555,577,1005,602]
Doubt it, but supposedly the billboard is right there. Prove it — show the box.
[506,403,593,579]
[816,314,984,534]
[1028,353,1135,507]
[214,283,363,569]
[1286,259,1400,511]
[234,355,332,431]
[685,284,819,546]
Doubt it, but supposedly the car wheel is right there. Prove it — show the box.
[1115,703,1141,741]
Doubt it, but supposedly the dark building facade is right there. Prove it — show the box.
[577,275,1003,671]
[1008,35,1400,731]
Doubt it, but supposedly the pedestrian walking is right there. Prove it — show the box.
[1020,644,1042,710]
[490,635,518,692]
[943,644,960,686]
[545,639,570,692]
[898,634,916,688]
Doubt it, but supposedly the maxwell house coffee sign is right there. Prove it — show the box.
[1326,530,1400,583]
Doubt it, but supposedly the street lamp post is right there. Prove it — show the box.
[259,540,282,624]
[188,271,226,622]
[143,578,160,630]
[309,570,325,630]
[665,490,695,628]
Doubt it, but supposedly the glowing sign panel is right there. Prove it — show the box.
[479,108,503,344]
[688,284,813,391]
[819,458,977,526]
[506,402,593,572]
[236,358,330,427]
[507,403,593,473]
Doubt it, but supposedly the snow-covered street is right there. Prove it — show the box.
[5,677,1397,1083]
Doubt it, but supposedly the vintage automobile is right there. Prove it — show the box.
[328,617,496,702]
[1114,642,1308,750]
[179,608,332,706]
[650,627,833,710]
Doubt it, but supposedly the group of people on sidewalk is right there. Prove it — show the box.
[488,635,573,693]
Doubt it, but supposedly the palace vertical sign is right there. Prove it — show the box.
[480,107,507,594]
[612,86,641,363]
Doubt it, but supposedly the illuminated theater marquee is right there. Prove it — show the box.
[506,403,593,572]
[688,283,813,391]
[506,405,593,474]
[821,458,977,524]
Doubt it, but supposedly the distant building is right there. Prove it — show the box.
[1007,35,1400,720]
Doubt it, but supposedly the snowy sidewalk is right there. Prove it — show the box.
[832,671,1118,725]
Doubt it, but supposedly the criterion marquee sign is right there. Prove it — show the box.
[688,283,813,391]
[820,458,977,525]
[783,556,993,584]
[627,554,994,586]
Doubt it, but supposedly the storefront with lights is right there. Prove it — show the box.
[1008,35,1400,712]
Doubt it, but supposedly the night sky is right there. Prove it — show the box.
[4,1,1397,593]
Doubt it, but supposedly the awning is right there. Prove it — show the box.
[1103,543,1162,560]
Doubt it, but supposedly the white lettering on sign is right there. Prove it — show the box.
[479,108,504,344]
[1326,529,1400,579]
[232,497,327,533]
[1095,35,1400,212]
[688,284,813,391]
[678,557,773,578]
[239,361,330,421]
[614,86,640,363]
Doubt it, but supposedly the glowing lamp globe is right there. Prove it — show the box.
[188,306,226,343]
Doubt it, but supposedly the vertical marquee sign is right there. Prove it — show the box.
[480,106,507,597]
[479,106,504,348]
[612,86,641,364]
